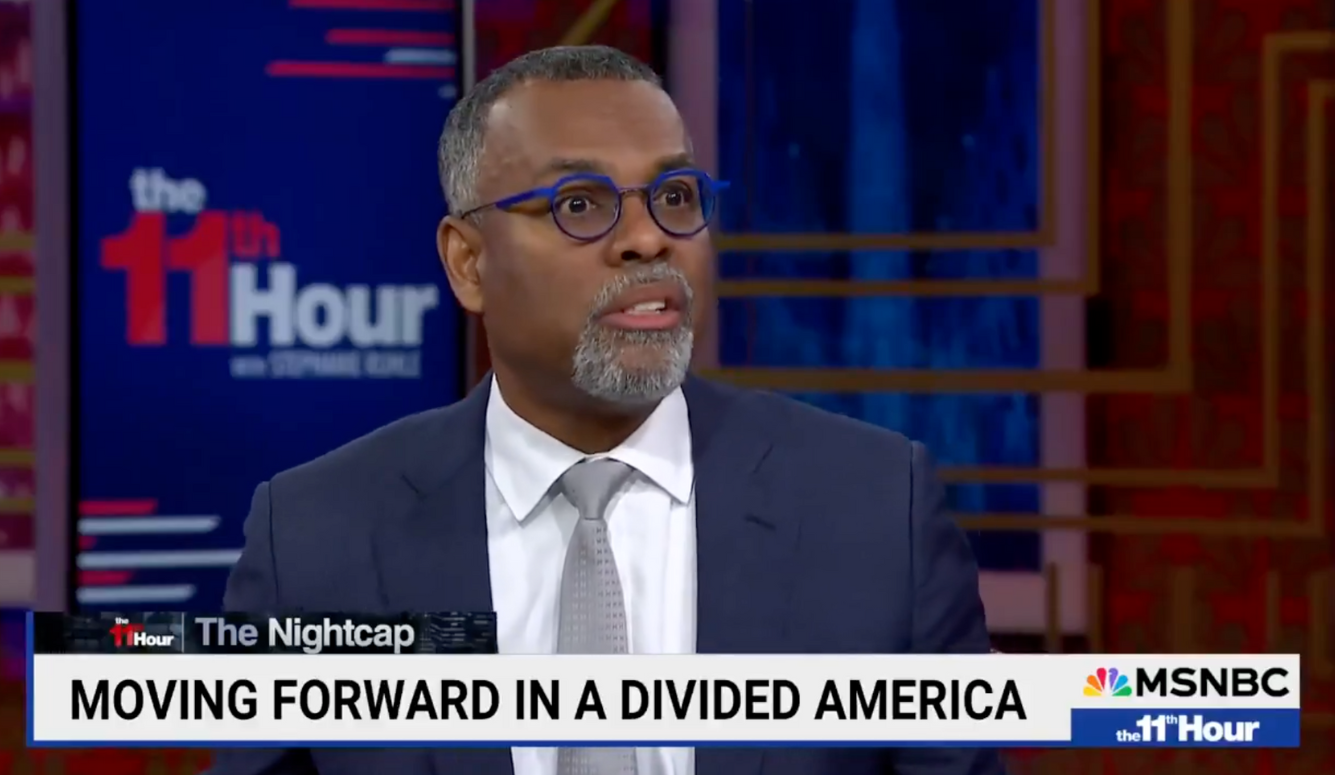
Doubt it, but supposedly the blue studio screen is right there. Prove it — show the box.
[73,0,464,610]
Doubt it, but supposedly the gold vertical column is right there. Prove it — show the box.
[1086,566,1104,652]
[1312,569,1333,678]
[1044,563,1062,653]
[1264,570,1282,651]
[1170,567,1195,652]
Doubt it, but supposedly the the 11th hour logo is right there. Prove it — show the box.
[100,167,441,379]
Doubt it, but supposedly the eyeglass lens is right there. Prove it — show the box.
[551,172,715,240]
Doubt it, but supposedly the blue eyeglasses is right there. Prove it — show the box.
[458,168,728,242]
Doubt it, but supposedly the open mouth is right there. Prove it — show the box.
[597,282,687,331]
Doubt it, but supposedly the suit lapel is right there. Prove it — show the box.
[685,377,799,775]
[374,378,494,614]
[372,377,514,775]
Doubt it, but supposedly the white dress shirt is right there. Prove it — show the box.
[484,379,698,775]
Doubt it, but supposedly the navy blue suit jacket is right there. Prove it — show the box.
[210,375,1006,775]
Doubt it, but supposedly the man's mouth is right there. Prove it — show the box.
[623,300,669,314]
[597,282,687,331]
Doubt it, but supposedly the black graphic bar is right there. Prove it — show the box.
[31,612,497,655]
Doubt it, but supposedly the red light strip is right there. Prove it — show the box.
[266,61,454,79]
[78,499,158,516]
[326,29,453,46]
[290,0,453,11]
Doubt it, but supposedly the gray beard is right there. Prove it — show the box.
[570,265,695,407]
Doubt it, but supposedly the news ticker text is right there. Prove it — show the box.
[31,611,497,655]
[71,675,1027,724]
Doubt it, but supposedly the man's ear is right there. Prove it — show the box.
[438,215,484,315]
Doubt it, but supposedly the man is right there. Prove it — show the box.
[212,45,1004,775]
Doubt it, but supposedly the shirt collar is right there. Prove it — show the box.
[484,378,695,522]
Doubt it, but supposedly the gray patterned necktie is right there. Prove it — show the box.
[556,459,638,775]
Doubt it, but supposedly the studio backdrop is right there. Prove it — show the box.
[70,0,466,611]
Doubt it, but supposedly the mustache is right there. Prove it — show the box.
[588,263,694,320]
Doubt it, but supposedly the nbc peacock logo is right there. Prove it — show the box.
[1084,667,1133,697]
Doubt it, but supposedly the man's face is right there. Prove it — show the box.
[442,79,712,408]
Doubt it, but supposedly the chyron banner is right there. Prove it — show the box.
[73,0,463,611]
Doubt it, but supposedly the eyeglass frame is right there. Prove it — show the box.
[456,168,729,242]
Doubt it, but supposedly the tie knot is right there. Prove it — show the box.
[559,459,634,521]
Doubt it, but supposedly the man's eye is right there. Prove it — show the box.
[556,195,597,215]
[656,183,696,208]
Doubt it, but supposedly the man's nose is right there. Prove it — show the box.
[608,193,670,264]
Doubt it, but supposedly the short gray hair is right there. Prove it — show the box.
[438,45,662,214]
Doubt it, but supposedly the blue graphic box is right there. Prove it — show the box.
[72,0,464,610]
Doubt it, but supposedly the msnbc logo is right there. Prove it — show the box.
[1084,667,1132,697]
